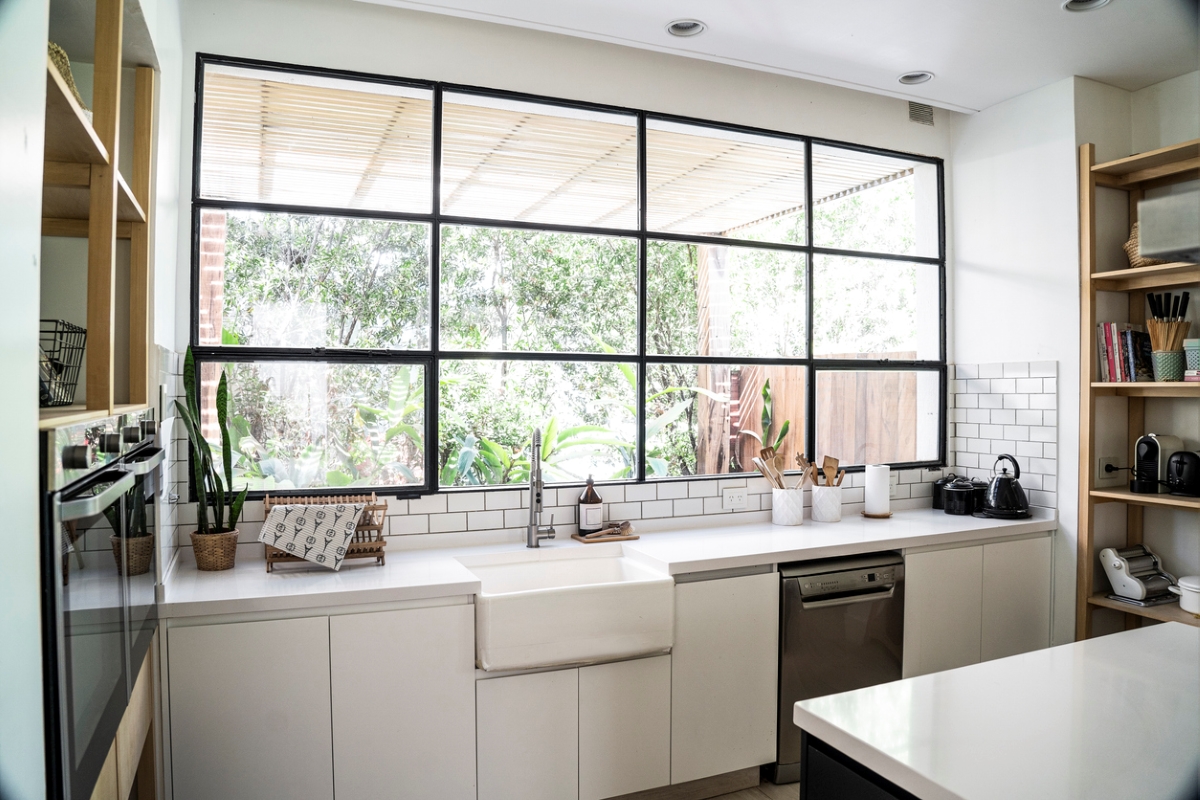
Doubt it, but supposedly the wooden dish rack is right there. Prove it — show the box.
[262,493,388,573]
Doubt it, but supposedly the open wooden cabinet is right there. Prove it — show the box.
[39,0,156,431]
[1077,138,1200,638]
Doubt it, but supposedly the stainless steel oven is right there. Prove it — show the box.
[41,410,159,800]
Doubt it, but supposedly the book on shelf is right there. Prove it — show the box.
[1096,323,1150,382]
[1186,370,1200,383]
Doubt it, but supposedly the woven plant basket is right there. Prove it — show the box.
[111,535,154,576]
[1123,222,1169,269]
[47,42,89,110]
[191,529,240,571]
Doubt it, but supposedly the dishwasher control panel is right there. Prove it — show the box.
[798,567,900,598]
[781,552,904,599]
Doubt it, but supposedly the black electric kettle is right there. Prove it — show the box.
[981,454,1031,518]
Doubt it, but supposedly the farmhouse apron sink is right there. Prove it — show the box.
[457,544,674,671]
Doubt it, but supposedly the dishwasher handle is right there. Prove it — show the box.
[799,584,896,609]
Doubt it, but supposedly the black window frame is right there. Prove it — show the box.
[189,52,947,499]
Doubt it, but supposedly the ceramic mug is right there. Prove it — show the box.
[810,485,842,523]
[771,488,804,526]
[1169,575,1200,615]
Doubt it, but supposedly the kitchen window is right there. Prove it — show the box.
[191,55,946,495]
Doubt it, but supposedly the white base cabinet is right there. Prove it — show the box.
[904,535,1052,678]
[168,616,334,800]
[476,655,672,800]
[671,572,779,784]
[330,605,476,800]
[166,602,477,800]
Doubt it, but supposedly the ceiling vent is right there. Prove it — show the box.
[908,102,934,126]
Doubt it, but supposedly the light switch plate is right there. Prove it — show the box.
[722,487,748,510]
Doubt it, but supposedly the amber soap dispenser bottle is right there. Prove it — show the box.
[578,476,604,534]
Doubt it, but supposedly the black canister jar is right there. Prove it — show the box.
[943,477,975,515]
[932,473,958,510]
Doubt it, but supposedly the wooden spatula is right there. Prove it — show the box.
[822,456,838,487]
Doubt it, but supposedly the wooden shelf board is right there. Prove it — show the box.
[38,405,111,431]
[1091,262,1200,292]
[1090,487,1200,511]
[1091,382,1200,397]
[1092,138,1200,186]
[44,58,108,165]
[41,170,146,223]
[1088,594,1200,627]
[113,403,150,416]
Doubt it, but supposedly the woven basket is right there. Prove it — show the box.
[191,529,240,571]
[47,42,88,111]
[111,535,154,576]
[1123,222,1169,269]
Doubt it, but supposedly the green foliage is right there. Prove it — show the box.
[175,347,248,533]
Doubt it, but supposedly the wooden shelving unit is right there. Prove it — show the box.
[40,0,156,428]
[1078,138,1200,637]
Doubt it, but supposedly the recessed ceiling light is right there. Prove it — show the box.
[1062,0,1111,10]
[898,71,934,85]
[666,19,706,37]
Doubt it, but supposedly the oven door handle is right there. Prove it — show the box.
[124,448,165,475]
[799,585,896,609]
[59,471,136,522]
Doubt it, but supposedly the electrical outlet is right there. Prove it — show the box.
[1097,456,1121,486]
[722,487,748,510]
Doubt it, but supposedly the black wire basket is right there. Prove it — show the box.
[40,320,87,407]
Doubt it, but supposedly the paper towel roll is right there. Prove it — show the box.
[865,464,890,516]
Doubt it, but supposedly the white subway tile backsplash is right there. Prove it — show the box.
[409,494,447,514]
[1030,426,1057,443]
[429,513,467,533]
[1030,361,1056,377]
[1002,394,1030,410]
[1043,378,1057,393]
[673,498,704,517]
[1015,409,1042,426]
[979,424,1004,439]
[1030,394,1056,410]
[389,515,429,535]
[911,482,933,498]
[1002,425,1030,441]
[1015,378,1042,394]
[1043,410,1057,426]
[609,502,641,520]
[656,482,689,500]
[1030,458,1057,474]
[1029,490,1056,508]
[703,496,729,514]
[990,409,1016,425]
[956,364,979,379]
[1003,362,1029,378]
[718,478,748,491]
[955,452,979,468]
[958,423,980,438]
[980,394,1004,409]
[1043,443,1057,459]
[504,509,527,528]
[448,493,486,513]
[990,378,1016,394]
[467,510,505,530]
[957,394,979,409]
[1015,441,1043,458]
[643,500,674,519]
[979,363,1004,379]
[485,491,522,510]
[689,481,719,498]
[625,484,657,502]
[966,409,990,424]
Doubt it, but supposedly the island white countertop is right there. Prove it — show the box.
[795,623,1200,800]
[160,505,1056,618]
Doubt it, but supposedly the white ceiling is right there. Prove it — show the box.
[356,0,1198,113]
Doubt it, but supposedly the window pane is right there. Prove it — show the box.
[647,241,806,358]
[440,225,637,354]
[812,145,939,257]
[816,370,940,465]
[645,363,806,477]
[440,93,638,228]
[199,64,432,213]
[197,210,430,349]
[647,120,806,244]
[439,360,636,486]
[200,361,426,490]
[813,256,939,360]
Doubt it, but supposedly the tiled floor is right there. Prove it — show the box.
[712,781,799,800]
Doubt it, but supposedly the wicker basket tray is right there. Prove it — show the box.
[1123,222,1169,269]
[262,493,388,572]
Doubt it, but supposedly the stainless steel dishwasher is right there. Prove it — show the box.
[769,552,905,784]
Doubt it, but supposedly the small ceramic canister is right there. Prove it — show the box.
[810,485,842,523]
[771,488,804,526]
[1170,575,1200,615]
[1152,350,1185,382]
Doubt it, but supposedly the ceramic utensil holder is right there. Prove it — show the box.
[771,488,804,526]
[1184,339,1200,371]
[811,485,842,523]
[1152,350,1185,382]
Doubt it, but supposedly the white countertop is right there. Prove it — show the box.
[795,623,1200,800]
[160,506,1057,618]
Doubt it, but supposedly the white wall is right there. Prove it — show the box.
[1131,70,1199,154]
[0,0,49,797]
[949,77,1080,646]
[150,0,184,352]
[173,0,953,350]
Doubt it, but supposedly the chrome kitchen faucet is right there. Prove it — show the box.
[527,428,556,548]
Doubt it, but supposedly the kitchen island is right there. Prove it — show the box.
[794,622,1200,800]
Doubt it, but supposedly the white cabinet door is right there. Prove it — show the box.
[981,536,1052,661]
[671,571,778,784]
[329,604,476,800]
[903,546,983,678]
[579,655,671,800]
[168,616,333,800]
[477,669,578,800]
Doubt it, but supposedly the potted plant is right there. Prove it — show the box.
[104,475,154,576]
[176,347,249,571]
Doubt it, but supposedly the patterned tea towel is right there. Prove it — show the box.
[260,504,365,571]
